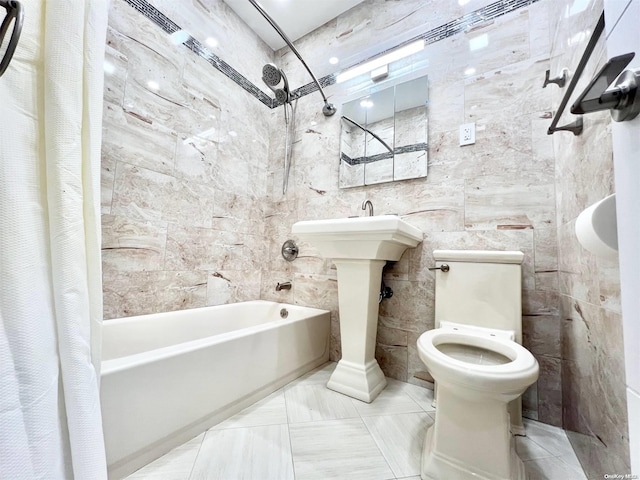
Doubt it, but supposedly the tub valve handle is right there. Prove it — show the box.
[428,264,450,272]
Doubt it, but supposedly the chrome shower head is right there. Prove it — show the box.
[262,63,282,87]
[263,63,291,104]
[275,89,289,104]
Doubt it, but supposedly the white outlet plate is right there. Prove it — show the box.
[459,123,476,146]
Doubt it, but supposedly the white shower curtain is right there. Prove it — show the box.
[0,1,108,478]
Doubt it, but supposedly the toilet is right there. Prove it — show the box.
[417,250,539,480]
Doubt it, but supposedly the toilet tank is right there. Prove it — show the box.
[433,250,524,344]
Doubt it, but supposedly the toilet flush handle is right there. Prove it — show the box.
[428,264,450,272]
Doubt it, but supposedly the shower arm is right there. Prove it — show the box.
[248,0,336,116]
[341,115,394,154]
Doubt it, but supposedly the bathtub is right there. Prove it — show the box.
[100,300,330,479]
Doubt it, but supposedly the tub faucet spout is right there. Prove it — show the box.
[276,281,292,291]
[362,200,374,216]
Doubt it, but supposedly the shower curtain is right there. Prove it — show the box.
[0,1,108,478]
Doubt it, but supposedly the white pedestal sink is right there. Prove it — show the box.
[291,215,423,402]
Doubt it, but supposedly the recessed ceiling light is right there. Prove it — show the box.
[458,0,471,5]
[147,80,160,91]
[206,37,218,48]
[329,57,339,65]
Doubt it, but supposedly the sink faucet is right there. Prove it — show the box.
[362,200,374,216]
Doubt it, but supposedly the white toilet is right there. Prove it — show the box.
[417,250,539,480]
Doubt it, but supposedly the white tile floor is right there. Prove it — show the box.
[125,362,587,480]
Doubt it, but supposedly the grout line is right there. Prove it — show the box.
[185,432,206,480]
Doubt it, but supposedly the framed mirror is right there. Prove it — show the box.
[339,75,428,188]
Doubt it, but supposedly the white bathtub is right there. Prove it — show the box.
[100,300,330,479]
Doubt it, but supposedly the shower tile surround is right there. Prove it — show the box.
[100,0,626,468]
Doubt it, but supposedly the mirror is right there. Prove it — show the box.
[339,75,428,188]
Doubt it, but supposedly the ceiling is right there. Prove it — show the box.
[223,0,366,50]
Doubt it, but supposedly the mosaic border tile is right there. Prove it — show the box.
[121,0,540,109]
[122,0,275,108]
[341,142,428,166]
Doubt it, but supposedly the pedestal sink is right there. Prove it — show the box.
[291,215,423,402]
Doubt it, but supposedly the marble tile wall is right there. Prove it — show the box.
[101,0,273,319]
[261,0,562,425]
[549,0,630,475]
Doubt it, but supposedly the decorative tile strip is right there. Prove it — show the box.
[122,0,539,109]
[122,0,275,108]
[341,142,428,166]
[292,0,541,99]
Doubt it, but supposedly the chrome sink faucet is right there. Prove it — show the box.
[362,200,374,216]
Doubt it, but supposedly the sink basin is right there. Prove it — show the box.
[291,215,423,403]
[291,215,423,260]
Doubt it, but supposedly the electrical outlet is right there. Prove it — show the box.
[459,123,476,146]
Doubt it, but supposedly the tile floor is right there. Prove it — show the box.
[125,362,587,480]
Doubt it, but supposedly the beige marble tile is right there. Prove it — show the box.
[522,381,539,421]
[289,418,394,480]
[363,412,432,478]
[101,147,115,214]
[102,270,207,319]
[102,101,177,177]
[125,433,203,480]
[284,383,359,424]
[111,163,215,228]
[206,269,261,306]
[108,1,185,74]
[536,355,562,426]
[465,56,552,126]
[378,280,431,333]
[293,272,339,313]
[376,344,408,381]
[149,0,274,90]
[406,331,435,390]
[103,44,128,107]
[101,214,167,273]
[190,425,294,480]
[522,315,561,358]
[464,174,555,230]
[527,1,551,60]
[165,224,244,272]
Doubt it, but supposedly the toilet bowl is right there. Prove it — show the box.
[419,326,539,399]
[418,325,539,480]
[417,250,539,480]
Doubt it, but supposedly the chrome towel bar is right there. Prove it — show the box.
[546,11,605,136]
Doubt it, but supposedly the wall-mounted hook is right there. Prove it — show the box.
[543,68,569,88]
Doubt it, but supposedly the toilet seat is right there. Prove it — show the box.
[417,328,538,393]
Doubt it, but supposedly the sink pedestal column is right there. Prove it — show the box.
[327,259,387,403]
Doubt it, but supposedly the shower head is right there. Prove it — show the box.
[263,63,291,104]
[275,89,289,104]
[262,63,282,87]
